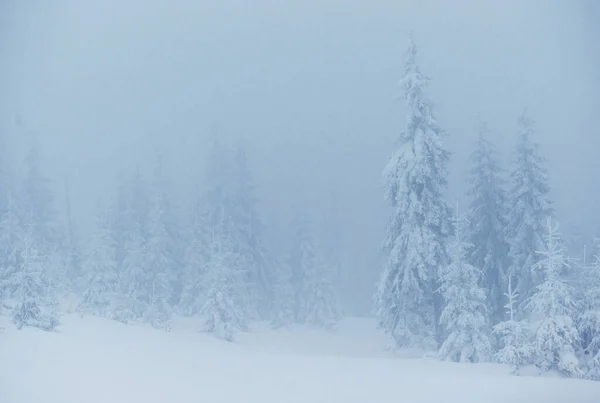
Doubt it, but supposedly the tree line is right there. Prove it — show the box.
[375,35,599,380]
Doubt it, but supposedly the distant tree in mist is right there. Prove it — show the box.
[374,34,451,350]
[288,213,339,329]
[578,240,600,380]
[466,122,510,327]
[78,208,119,318]
[505,113,553,315]
[200,214,253,341]
[528,219,581,378]
[439,208,492,363]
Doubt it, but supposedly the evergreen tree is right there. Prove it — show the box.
[231,145,274,319]
[78,208,119,318]
[270,259,295,329]
[466,122,510,326]
[200,214,252,341]
[374,34,451,350]
[180,138,231,316]
[505,113,553,313]
[302,261,340,330]
[288,214,339,328]
[578,242,600,380]
[493,277,535,374]
[11,215,59,331]
[20,144,57,248]
[144,158,179,329]
[528,218,581,378]
[439,209,492,363]
[0,192,24,304]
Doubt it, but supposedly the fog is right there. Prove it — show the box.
[1,0,599,313]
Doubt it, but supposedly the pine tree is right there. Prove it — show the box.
[231,145,273,319]
[144,158,179,330]
[466,122,510,326]
[528,218,581,378]
[78,208,119,318]
[302,261,340,330]
[200,214,252,341]
[288,214,339,328]
[374,34,451,350]
[493,277,534,374]
[20,144,57,249]
[439,208,492,363]
[0,192,24,304]
[270,259,295,329]
[578,242,600,380]
[505,113,553,313]
[11,215,59,331]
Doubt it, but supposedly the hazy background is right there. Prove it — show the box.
[1,0,599,314]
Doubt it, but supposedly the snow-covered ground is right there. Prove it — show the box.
[1,315,599,403]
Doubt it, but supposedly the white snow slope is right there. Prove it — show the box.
[1,315,599,403]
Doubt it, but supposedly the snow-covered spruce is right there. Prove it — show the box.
[200,214,253,341]
[578,241,600,380]
[438,209,492,363]
[78,208,119,318]
[527,218,581,378]
[270,259,295,329]
[466,122,510,326]
[493,277,534,374]
[505,113,553,314]
[143,158,179,330]
[288,213,340,329]
[374,33,451,350]
[10,218,59,331]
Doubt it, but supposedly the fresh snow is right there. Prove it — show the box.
[1,315,600,403]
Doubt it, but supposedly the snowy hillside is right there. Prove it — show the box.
[2,315,599,403]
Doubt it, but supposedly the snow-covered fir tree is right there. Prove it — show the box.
[302,260,340,330]
[78,207,119,318]
[374,34,451,350]
[144,157,179,329]
[180,138,232,316]
[10,215,59,331]
[578,240,600,380]
[115,170,152,323]
[505,113,553,313]
[493,277,534,374]
[0,192,24,305]
[466,122,510,326]
[20,143,58,249]
[438,208,492,363]
[200,213,253,341]
[528,218,581,378]
[231,145,274,319]
[270,259,295,329]
[288,213,339,328]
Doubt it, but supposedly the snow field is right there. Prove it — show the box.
[1,315,600,403]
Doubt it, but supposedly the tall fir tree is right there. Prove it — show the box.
[144,157,179,329]
[374,34,451,350]
[466,122,510,326]
[528,218,581,378]
[578,240,600,380]
[231,145,274,319]
[200,212,253,341]
[438,208,492,363]
[505,113,553,314]
[20,143,57,249]
[493,276,535,374]
[0,192,24,304]
[78,207,119,318]
[10,214,59,331]
[288,213,339,328]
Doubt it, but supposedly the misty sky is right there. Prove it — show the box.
[1,0,599,312]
